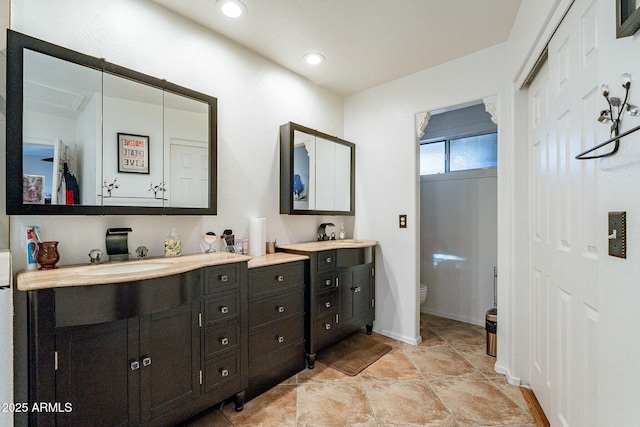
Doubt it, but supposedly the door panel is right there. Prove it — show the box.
[528,1,600,425]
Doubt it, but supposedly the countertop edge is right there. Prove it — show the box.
[17,252,252,291]
[247,253,309,269]
[275,239,378,252]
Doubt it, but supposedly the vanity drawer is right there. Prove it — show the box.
[205,266,238,294]
[316,314,337,339]
[316,292,336,317]
[204,323,240,360]
[316,250,336,272]
[203,352,240,394]
[249,317,304,361]
[249,289,304,329]
[249,262,304,299]
[203,292,240,326]
[316,271,337,294]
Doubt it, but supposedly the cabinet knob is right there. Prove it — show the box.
[325,257,332,263]
[220,306,229,314]
[220,337,229,346]
[220,368,229,377]
[353,286,362,293]
[276,275,284,282]
[277,336,285,343]
[325,301,331,308]
[219,275,228,282]
[324,323,331,330]
[142,356,152,367]
[277,306,285,313]
[325,279,332,286]
[130,360,140,371]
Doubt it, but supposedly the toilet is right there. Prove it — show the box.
[419,283,428,304]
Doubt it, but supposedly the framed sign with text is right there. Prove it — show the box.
[117,133,149,174]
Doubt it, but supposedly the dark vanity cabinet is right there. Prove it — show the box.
[26,263,248,427]
[246,261,306,399]
[279,246,376,368]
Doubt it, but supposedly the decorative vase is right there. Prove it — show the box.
[36,241,60,270]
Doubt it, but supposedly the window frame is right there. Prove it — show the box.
[420,130,497,175]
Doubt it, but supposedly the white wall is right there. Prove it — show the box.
[420,169,497,326]
[8,0,354,272]
[344,44,507,344]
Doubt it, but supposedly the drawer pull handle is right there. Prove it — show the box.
[324,323,331,330]
[142,356,152,367]
[325,301,331,308]
[325,279,331,286]
[325,257,332,263]
[277,336,284,343]
[353,286,362,293]
[220,306,229,314]
[130,360,140,371]
[276,275,284,282]
[220,368,229,377]
[220,337,229,346]
[219,275,228,282]
[277,306,285,313]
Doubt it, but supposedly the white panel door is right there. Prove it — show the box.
[169,143,208,208]
[528,1,600,425]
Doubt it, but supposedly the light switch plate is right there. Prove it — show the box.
[608,211,626,258]
[399,214,407,229]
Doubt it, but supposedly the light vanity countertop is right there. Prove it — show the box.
[247,252,308,269]
[17,252,252,291]
[275,239,378,252]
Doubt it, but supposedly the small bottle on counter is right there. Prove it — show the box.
[339,223,346,240]
[164,228,182,257]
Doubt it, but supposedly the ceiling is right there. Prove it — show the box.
[150,0,522,96]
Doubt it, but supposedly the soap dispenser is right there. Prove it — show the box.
[339,223,345,240]
[165,228,182,257]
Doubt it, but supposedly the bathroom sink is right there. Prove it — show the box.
[84,262,173,276]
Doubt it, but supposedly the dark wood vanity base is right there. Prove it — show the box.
[277,243,376,370]
[25,263,249,427]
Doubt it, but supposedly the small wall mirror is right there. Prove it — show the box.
[280,122,355,215]
[7,30,217,215]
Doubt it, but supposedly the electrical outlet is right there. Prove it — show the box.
[399,214,407,229]
[608,211,626,258]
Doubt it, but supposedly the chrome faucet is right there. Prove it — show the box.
[317,223,335,241]
[106,228,132,261]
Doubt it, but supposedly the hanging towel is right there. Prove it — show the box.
[63,163,80,205]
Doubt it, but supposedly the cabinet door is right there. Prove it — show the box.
[337,267,355,326]
[139,302,200,423]
[55,319,130,427]
[353,263,374,320]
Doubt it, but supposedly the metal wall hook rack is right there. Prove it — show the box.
[576,73,639,160]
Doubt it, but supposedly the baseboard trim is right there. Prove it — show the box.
[373,328,421,345]
[520,387,550,427]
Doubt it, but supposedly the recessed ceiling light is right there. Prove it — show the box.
[303,53,325,65]
[217,0,247,18]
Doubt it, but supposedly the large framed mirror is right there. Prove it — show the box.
[280,122,355,215]
[6,30,217,215]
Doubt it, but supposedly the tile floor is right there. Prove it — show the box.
[185,313,536,427]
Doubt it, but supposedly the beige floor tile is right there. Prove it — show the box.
[297,362,359,383]
[297,382,377,427]
[430,378,535,426]
[456,345,500,377]
[489,380,531,411]
[222,384,297,427]
[358,349,423,381]
[368,332,414,350]
[407,346,480,379]
[421,313,468,329]
[365,380,457,426]
[419,325,448,348]
[436,326,486,348]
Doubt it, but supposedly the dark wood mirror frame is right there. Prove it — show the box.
[280,122,355,216]
[6,30,218,215]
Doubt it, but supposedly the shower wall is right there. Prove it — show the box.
[420,168,497,326]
